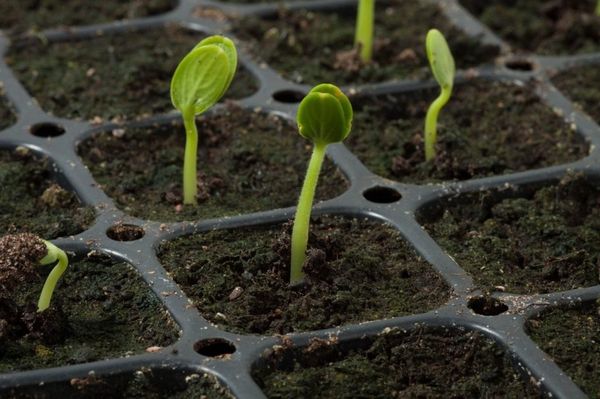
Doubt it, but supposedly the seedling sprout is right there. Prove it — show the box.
[354,0,375,62]
[38,240,68,312]
[424,28,455,161]
[290,84,353,284]
[170,35,238,205]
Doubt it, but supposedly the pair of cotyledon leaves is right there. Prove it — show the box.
[170,35,237,116]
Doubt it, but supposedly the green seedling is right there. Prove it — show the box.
[597,0,600,16]
[424,28,455,161]
[290,84,353,284]
[38,241,68,312]
[354,0,375,62]
[170,35,238,205]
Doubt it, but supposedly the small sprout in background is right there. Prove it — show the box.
[354,0,375,62]
[424,28,455,162]
[0,233,69,312]
[290,83,353,284]
[170,35,238,205]
[597,0,600,16]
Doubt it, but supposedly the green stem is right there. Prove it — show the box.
[182,106,199,205]
[290,143,327,284]
[596,0,600,16]
[354,0,374,63]
[424,86,452,161]
[38,241,68,312]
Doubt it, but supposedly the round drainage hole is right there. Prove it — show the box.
[468,296,508,316]
[106,224,145,241]
[194,338,236,358]
[363,186,402,203]
[504,59,535,72]
[272,89,305,103]
[30,123,65,138]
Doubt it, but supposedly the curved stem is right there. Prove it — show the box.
[182,106,199,205]
[424,86,452,161]
[354,0,374,62]
[38,241,69,312]
[290,143,327,284]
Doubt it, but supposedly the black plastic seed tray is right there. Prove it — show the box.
[0,0,599,398]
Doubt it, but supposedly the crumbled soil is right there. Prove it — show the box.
[0,252,178,372]
[346,79,589,183]
[158,216,450,335]
[0,0,176,36]
[5,26,258,122]
[0,233,47,291]
[253,327,540,398]
[232,2,499,85]
[460,0,600,55]
[422,174,600,294]
[0,149,94,238]
[0,94,17,131]
[552,64,600,122]
[78,105,348,222]
[4,369,232,399]
[527,300,600,398]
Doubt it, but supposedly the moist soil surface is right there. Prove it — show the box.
[527,300,600,398]
[4,369,232,399]
[552,64,600,122]
[346,79,589,183]
[79,105,348,222]
[0,94,16,131]
[0,252,178,372]
[0,0,175,36]
[158,216,450,335]
[232,1,499,85]
[5,26,258,122]
[422,174,600,295]
[253,327,540,398]
[460,0,600,55]
[0,149,94,239]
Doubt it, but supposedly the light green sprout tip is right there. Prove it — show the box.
[38,241,69,312]
[290,83,353,284]
[424,28,455,162]
[170,35,238,205]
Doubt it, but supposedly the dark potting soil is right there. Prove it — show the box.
[347,79,589,183]
[78,105,348,222]
[0,95,16,131]
[5,26,258,122]
[552,64,600,123]
[460,0,600,55]
[527,300,600,398]
[158,216,450,335]
[4,369,232,399]
[0,149,94,239]
[232,1,499,85]
[253,327,540,398]
[0,252,178,372]
[0,0,176,36]
[422,174,600,295]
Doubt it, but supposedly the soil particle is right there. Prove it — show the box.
[232,1,499,85]
[5,26,258,122]
[423,174,600,294]
[78,104,348,222]
[0,94,17,131]
[158,216,450,335]
[0,149,94,238]
[346,79,588,183]
[460,0,600,55]
[527,300,600,398]
[0,0,176,36]
[0,233,47,290]
[254,326,540,398]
